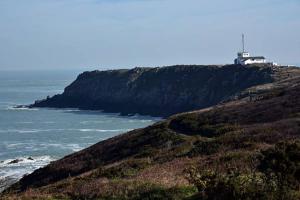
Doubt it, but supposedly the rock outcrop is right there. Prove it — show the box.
[32,64,274,116]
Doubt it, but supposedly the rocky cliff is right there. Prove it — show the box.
[32,64,274,116]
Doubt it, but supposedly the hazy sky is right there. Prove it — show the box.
[0,0,299,70]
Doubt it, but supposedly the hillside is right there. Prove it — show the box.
[2,65,300,200]
[31,64,274,117]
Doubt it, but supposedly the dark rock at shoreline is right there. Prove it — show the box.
[31,64,274,117]
[27,157,34,161]
[8,159,23,165]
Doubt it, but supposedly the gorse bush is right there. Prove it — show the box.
[258,141,300,187]
[258,140,300,199]
[187,141,300,200]
[186,168,276,200]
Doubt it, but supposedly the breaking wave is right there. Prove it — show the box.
[0,155,55,191]
[6,106,39,111]
[0,128,132,134]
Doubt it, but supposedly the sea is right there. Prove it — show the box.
[0,70,160,190]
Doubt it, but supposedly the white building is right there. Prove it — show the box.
[234,35,266,66]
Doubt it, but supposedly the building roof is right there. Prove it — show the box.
[241,56,265,60]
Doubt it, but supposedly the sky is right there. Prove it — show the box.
[0,0,299,70]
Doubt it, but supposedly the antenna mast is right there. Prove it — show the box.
[242,34,245,52]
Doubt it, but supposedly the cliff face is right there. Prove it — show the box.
[32,65,273,116]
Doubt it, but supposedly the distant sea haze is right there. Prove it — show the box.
[0,70,160,190]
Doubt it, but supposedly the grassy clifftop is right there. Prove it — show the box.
[3,66,300,199]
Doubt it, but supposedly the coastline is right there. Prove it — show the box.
[0,70,160,195]
[31,64,274,117]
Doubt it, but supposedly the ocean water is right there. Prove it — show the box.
[0,70,159,188]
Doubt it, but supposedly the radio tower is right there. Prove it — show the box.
[242,34,245,53]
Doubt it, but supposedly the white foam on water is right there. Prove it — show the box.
[41,121,55,124]
[78,128,132,132]
[80,119,156,124]
[0,128,66,134]
[79,120,113,124]
[0,128,133,134]
[129,114,161,121]
[15,121,34,124]
[66,144,84,152]
[6,106,39,111]
[0,129,50,134]
[18,130,41,133]
[0,156,55,182]
[80,136,108,142]
[80,136,94,139]
[4,142,30,149]
[42,143,84,152]
[3,141,85,154]
[128,119,154,123]
[0,156,52,168]
[59,108,80,112]
[14,121,55,125]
